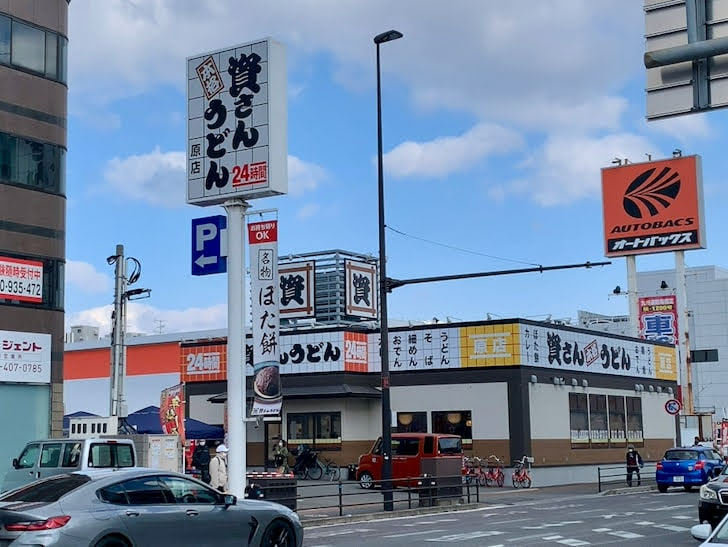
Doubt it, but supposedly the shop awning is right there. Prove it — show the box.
[207,384,381,403]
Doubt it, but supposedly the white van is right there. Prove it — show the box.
[1,438,136,493]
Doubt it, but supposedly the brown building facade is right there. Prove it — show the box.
[0,0,69,474]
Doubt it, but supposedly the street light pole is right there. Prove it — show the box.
[374,28,402,512]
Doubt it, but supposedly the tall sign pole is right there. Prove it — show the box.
[675,251,693,414]
[187,39,288,498]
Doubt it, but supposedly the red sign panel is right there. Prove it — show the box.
[160,383,186,444]
[0,256,43,303]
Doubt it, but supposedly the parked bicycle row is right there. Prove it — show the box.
[273,441,341,481]
[463,454,533,488]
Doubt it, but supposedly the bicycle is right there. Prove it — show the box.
[291,445,323,480]
[483,455,505,487]
[321,457,341,481]
[463,456,484,485]
[512,455,532,488]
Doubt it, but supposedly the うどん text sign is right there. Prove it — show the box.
[601,156,706,257]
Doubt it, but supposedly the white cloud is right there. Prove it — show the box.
[383,123,524,178]
[646,113,715,143]
[104,146,186,207]
[69,1,641,133]
[66,260,113,294]
[296,203,320,219]
[288,155,327,196]
[65,303,227,336]
[507,133,661,206]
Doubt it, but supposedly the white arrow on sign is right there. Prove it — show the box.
[195,255,218,268]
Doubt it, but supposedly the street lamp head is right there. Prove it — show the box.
[374,30,404,44]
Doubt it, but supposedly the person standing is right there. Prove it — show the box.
[273,439,289,474]
[210,444,229,493]
[626,444,644,487]
[192,440,211,484]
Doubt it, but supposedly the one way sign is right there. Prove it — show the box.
[191,215,227,276]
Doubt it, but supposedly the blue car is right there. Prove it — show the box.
[656,446,724,492]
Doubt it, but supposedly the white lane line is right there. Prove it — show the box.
[608,531,644,539]
[383,528,447,539]
[653,524,690,532]
[543,535,563,540]
[556,540,591,546]
[673,515,693,520]
[647,504,694,512]
[306,528,375,539]
[592,528,612,532]
[427,531,505,542]
[635,521,655,525]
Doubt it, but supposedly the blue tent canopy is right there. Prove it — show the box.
[127,406,224,440]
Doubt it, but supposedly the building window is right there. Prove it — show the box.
[0,131,66,196]
[608,395,627,446]
[0,15,9,65]
[287,412,341,450]
[626,397,644,446]
[11,20,45,74]
[432,410,472,445]
[569,393,589,448]
[44,31,57,80]
[58,36,67,83]
[0,254,64,311]
[396,412,426,433]
[588,394,608,446]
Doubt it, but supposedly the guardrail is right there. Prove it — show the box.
[597,463,658,492]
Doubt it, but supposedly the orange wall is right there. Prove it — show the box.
[65,342,180,380]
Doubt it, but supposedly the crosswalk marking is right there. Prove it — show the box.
[635,521,655,525]
[556,540,591,546]
[673,515,692,520]
[592,528,611,533]
[427,531,505,542]
[608,531,644,539]
[384,529,447,538]
[653,524,690,532]
[543,535,563,540]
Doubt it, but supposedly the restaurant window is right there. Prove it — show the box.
[568,393,589,448]
[588,394,608,446]
[626,397,644,447]
[287,412,341,450]
[432,410,472,446]
[11,20,45,74]
[396,412,426,433]
[608,396,627,446]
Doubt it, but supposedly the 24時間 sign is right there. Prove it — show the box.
[186,39,288,206]
[0,257,43,303]
[0,330,51,384]
[601,156,706,257]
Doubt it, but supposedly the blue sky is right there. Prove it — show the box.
[63,1,728,335]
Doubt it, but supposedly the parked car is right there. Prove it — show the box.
[656,446,724,493]
[356,433,462,489]
[2,438,136,494]
[0,469,302,547]
[692,514,728,545]
[698,465,728,527]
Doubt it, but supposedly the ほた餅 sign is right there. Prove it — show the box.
[187,39,287,206]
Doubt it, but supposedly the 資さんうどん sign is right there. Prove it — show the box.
[601,156,706,257]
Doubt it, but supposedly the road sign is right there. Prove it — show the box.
[665,398,682,415]
[191,215,227,276]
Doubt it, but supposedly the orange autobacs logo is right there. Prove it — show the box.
[601,156,705,257]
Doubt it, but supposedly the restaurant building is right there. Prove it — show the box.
[65,318,679,468]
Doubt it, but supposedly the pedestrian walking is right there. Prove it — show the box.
[626,444,644,487]
[192,440,211,484]
[210,444,229,493]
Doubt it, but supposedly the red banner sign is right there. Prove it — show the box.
[160,383,186,444]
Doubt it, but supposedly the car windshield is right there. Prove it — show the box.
[664,449,699,461]
[0,474,90,503]
[438,438,462,455]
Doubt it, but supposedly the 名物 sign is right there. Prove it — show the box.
[639,295,678,346]
[0,257,43,303]
[249,220,281,416]
[344,259,377,319]
[0,330,51,384]
[191,215,227,276]
[665,398,682,415]
[187,39,288,206]
[279,260,315,319]
[601,156,705,257]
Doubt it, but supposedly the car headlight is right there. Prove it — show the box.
[700,485,718,500]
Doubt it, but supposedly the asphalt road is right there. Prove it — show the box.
[302,488,704,546]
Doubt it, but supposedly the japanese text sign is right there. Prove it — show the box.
[639,295,678,346]
[0,330,51,384]
[187,39,288,206]
[601,156,706,257]
[0,256,43,303]
[248,220,281,415]
[160,383,186,444]
[279,260,315,319]
[345,259,377,319]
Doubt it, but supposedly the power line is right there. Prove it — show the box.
[386,225,541,267]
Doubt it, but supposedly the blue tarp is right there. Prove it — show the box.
[127,406,224,440]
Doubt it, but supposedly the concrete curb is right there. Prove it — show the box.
[601,485,656,495]
[302,502,483,527]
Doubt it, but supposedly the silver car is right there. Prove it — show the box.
[0,469,302,546]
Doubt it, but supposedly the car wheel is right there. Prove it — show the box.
[657,484,668,493]
[261,519,296,547]
[684,485,695,492]
[359,471,374,489]
[94,535,131,547]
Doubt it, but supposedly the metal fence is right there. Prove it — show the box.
[597,462,658,492]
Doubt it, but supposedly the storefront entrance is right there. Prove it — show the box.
[264,420,282,470]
